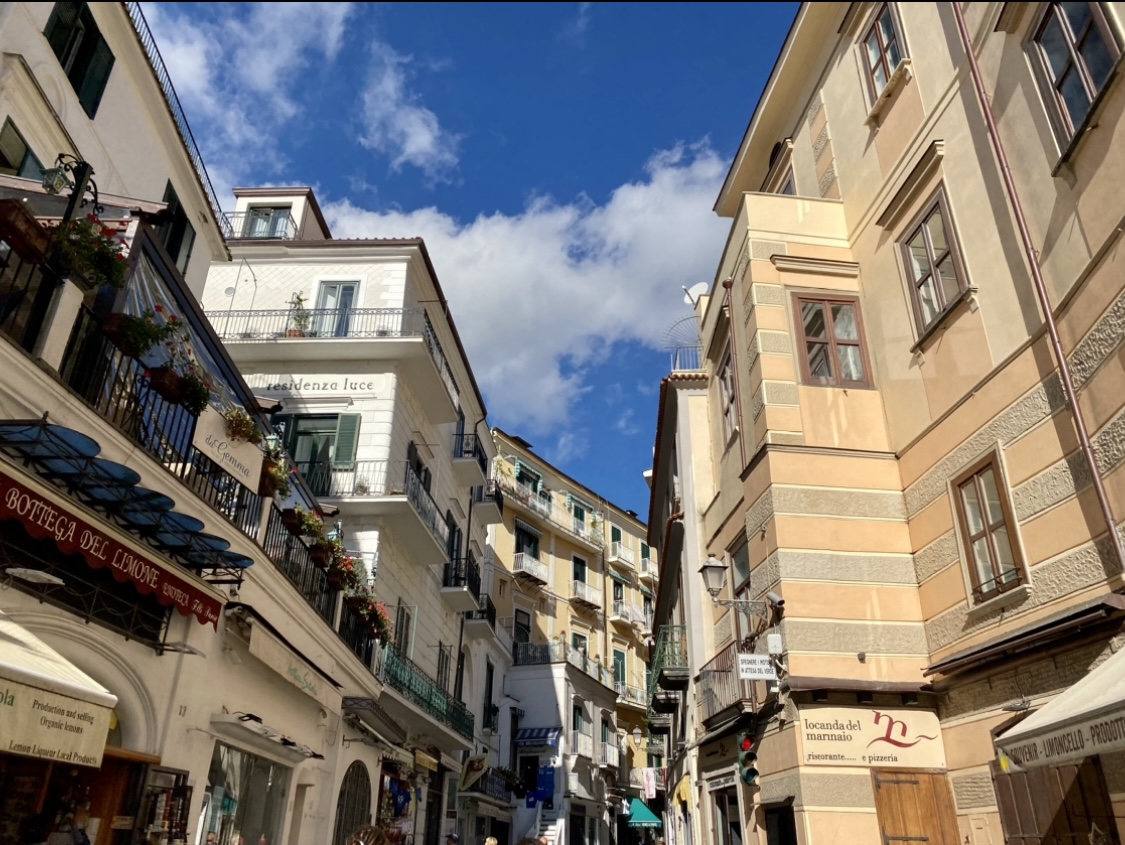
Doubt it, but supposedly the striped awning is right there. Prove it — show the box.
[514,518,541,537]
[515,726,561,747]
[639,585,654,597]
[608,570,631,584]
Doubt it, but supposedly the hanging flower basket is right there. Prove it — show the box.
[346,594,367,613]
[326,568,349,591]
[281,507,302,533]
[104,308,180,359]
[145,366,184,404]
[222,406,264,445]
[308,541,333,569]
[51,215,128,289]
[180,370,213,417]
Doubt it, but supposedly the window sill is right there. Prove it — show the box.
[865,59,913,128]
[967,582,1031,619]
[910,286,978,354]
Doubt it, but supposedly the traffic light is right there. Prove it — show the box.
[737,730,759,785]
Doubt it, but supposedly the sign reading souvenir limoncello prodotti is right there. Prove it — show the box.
[0,677,114,768]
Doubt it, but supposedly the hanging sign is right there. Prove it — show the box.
[192,405,263,489]
[738,654,777,680]
[0,675,114,768]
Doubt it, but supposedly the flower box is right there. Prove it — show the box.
[326,568,349,591]
[146,366,184,404]
[0,200,49,261]
[281,508,301,533]
[308,542,332,569]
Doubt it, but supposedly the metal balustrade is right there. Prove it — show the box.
[442,554,481,599]
[571,731,593,759]
[453,432,488,476]
[640,557,658,579]
[650,625,689,693]
[614,682,648,706]
[261,507,335,627]
[513,641,614,688]
[571,579,602,609]
[377,642,474,739]
[461,768,510,802]
[699,641,758,721]
[600,742,620,768]
[513,551,548,583]
[225,210,299,240]
[609,541,635,565]
[466,594,497,630]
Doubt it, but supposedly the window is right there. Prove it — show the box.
[242,205,293,239]
[483,659,495,717]
[394,602,412,654]
[643,595,653,620]
[454,650,465,699]
[437,642,451,690]
[316,281,358,337]
[900,190,969,332]
[613,650,626,685]
[516,464,540,492]
[764,805,798,845]
[794,294,870,387]
[44,2,115,117]
[610,524,622,545]
[498,580,506,597]
[573,555,587,584]
[1032,3,1120,139]
[612,581,624,602]
[572,703,585,733]
[719,352,735,441]
[514,609,531,644]
[954,456,1023,603]
[158,182,196,275]
[641,543,650,562]
[0,120,43,178]
[203,742,291,845]
[731,539,751,588]
[407,440,432,492]
[862,4,905,98]
[272,413,361,496]
[332,762,373,845]
[515,525,539,559]
[777,170,796,196]
[571,632,588,654]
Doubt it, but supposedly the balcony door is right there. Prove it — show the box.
[275,413,361,496]
[514,609,531,644]
[573,555,587,584]
[316,281,357,337]
[613,650,626,686]
[243,205,291,239]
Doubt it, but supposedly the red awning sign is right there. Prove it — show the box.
[0,466,223,628]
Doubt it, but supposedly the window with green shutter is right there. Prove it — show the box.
[610,525,622,544]
[44,2,116,118]
[333,414,361,468]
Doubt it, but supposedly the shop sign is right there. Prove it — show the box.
[247,374,386,397]
[246,624,341,711]
[799,705,946,768]
[999,711,1125,771]
[191,406,263,489]
[738,654,777,680]
[0,676,113,768]
[706,774,736,792]
[414,749,438,772]
[0,466,222,628]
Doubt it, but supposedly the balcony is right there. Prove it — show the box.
[639,557,658,584]
[615,682,648,711]
[452,433,488,487]
[639,611,654,637]
[700,641,758,728]
[204,307,460,423]
[441,555,481,613]
[465,594,498,640]
[647,709,672,735]
[294,460,450,559]
[600,742,620,770]
[608,542,635,569]
[628,768,667,791]
[495,469,605,551]
[513,641,615,690]
[376,642,474,742]
[472,480,503,524]
[224,209,299,240]
[651,626,689,692]
[513,552,549,586]
[651,690,679,714]
[610,601,643,627]
[571,731,594,759]
[571,580,602,611]
[501,478,553,520]
[483,703,500,732]
[459,768,511,803]
[573,517,604,547]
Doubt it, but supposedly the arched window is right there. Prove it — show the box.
[333,761,372,845]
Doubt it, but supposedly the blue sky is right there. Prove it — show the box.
[146,1,798,517]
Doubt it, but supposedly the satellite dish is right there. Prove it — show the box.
[683,282,709,305]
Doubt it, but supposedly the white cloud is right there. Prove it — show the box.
[358,43,461,181]
[560,2,593,44]
[551,431,590,465]
[324,142,728,434]
[614,409,640,436]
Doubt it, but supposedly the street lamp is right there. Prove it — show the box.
[41,153,103,224]
[698,554,785,649]
[632,727,642,747]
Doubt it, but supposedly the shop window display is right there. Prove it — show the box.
[199,744,290,845]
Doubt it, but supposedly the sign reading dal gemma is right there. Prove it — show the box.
[192,406,263,488]
[0,677,114,768]
[799,705,946,768]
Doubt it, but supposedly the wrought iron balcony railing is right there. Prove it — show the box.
[513,641,614,688]
[651,625,689,692]
[467,593,497,630]
[472,479,504,513]
[571,580,602,609]
[443,554,481,600]
[377,642,474,740]
[224,210,299,240]
[461,768,510,802]
[453,432,488,476]
[513,551,548,583]
[700,641,758,722]
[571,731,593,759]
[609,541,636,566]
[614,682,647,707]
[495,468,606,548]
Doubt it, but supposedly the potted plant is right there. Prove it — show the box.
[180,366,213,417]
[260,456,291,498]
[222,406,264,445]
[325,550,362,591]
[50,214,128,289]
[144,366,184,404]
[104,307,181,359]
[287,291,311,337]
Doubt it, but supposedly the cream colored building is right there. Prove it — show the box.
[488,429,660,845]
[646,3,1125,845]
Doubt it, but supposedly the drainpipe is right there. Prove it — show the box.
[722,279,747,468]
[951,3,1125,571]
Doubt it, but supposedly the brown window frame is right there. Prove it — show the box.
[792,293,873,389]
[862,3,907,101]
[899,188,970,335]
[1030,2,1122,142]
[952,453,1026,604]
[718,351,735,442]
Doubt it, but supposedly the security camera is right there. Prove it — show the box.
[766,591,785,609]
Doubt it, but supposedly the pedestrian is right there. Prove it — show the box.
[349,827,388,845]
[484,837,497,845]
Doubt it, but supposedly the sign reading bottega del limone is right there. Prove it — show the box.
[0,677,114,768]
[799,705,947,768]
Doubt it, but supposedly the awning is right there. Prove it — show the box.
[626,798,662,828]
[514,518,541,537]
[515,726,561,747]
[211,712,324,763]
[608,570,631,584]
[639,585,654,597]
[673,775,692,804]
[0,611,117,768]
[996,644,1125,771]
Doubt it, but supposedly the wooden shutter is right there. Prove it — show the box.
[77,34,114,117]
[333,414,361,469]
[991,758,1116,845]
[45,2,83,62]
[611,525,622,544]
[871,770,958,845]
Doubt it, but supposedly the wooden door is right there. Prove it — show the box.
[871,770,959,845]
[990,757,1118,845]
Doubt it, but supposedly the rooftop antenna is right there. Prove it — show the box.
[662,316,703,372]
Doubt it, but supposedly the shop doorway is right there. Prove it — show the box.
[871,770,958,845]
[990,757,1117,844]
[333,762,373,845]
[423,765,446,845]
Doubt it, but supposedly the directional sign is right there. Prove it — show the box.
[738,654,777,681]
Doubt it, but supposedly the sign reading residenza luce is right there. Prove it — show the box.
[799,705,947,768]
[0,676,114,768]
